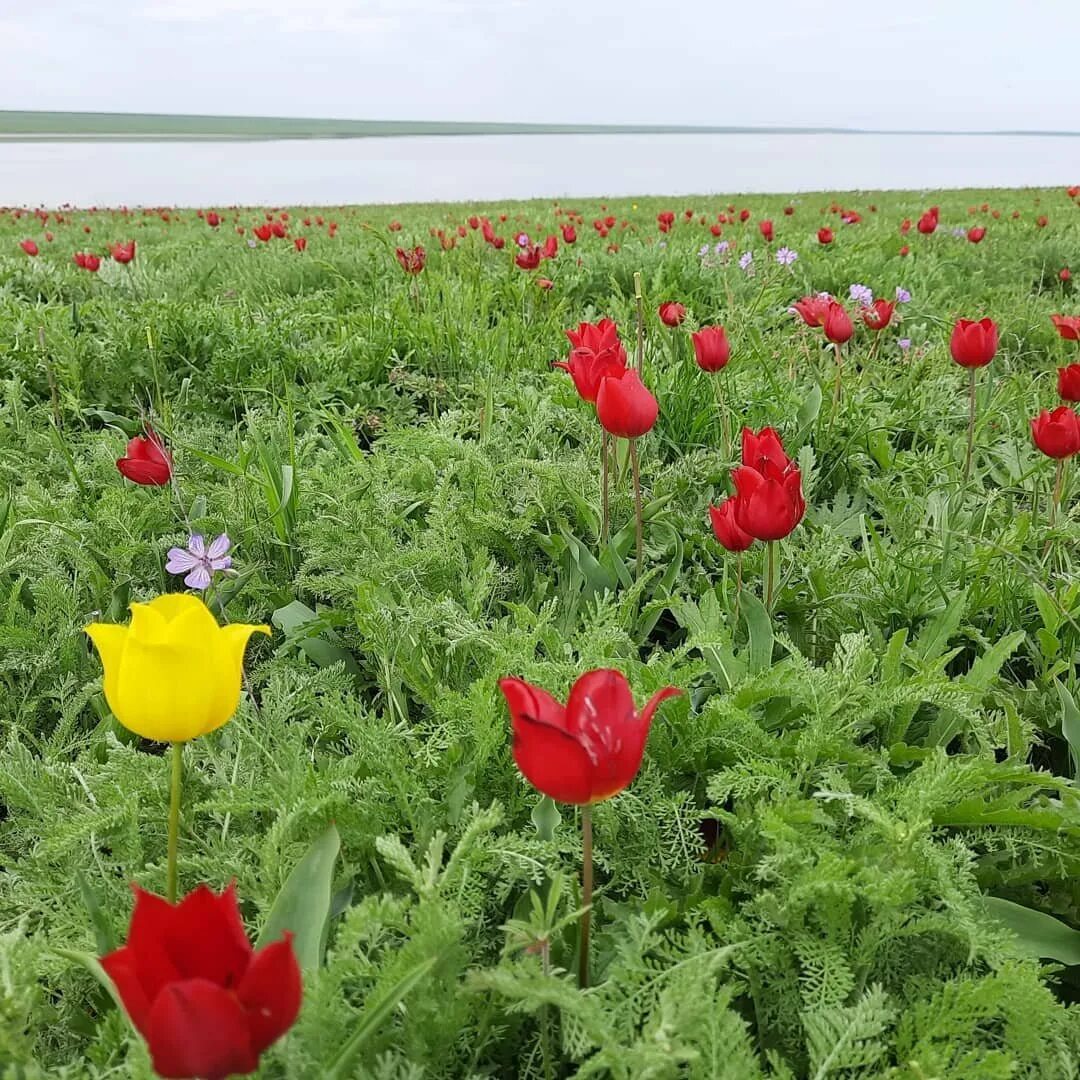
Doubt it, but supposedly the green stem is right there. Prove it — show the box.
[765,541,777,613]
[629,439,644,580]
[633,272,644,375]
[1052,458,1065,527]
[712,374,731,461]
[166,741,183,903]
[601,430,610,547]
[832,341,843,413]
[579,805,593,989]
[734,551,743,621]
[964,367,977,482]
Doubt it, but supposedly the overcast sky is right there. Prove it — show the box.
[2,1,1074,131]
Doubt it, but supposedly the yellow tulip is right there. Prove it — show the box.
[85,593,269,742]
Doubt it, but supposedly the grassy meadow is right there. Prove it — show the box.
[3,188,1080,1078]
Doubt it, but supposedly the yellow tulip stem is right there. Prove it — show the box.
[578,804,593,990]
[166,741,183,903]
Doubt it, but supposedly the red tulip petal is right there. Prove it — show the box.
[511,711,595,803]
[121,887,183,1004]
[146,978,256,1080]
[117,457,172,485]
[163,883,253,987]
[237,935,303,1055]
[565,669,645,800]
[499,676,568,732]
[100,946,154,1037]
[637,686,682,729]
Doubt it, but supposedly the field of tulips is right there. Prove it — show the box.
[4,186,1080,1078]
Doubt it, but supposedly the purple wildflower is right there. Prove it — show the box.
[715,240,729,255]
[699,244,710,257]
[515,232,530,248]
[166,533,233,591]
[895,286,912,303]
[738,251,753,271]
[898,338,912,351]
[775,247,798,266]
[849,283,873,306]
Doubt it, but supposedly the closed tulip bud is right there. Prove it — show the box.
[916,212,937,234]
[899,245,910,256]
[732,460,806,541]
[102,883,301,1080]
[541,234,558,259]
[1037,215,1049,228]
[691,326,731,372]
[741,426,792,472]
[823,301,854,344]
[1062,268,1072,282]
[561,224,576,243]
[515,245,542,271]
[967,226,986,244]
[1052,315,1080,342]
[658,302,686,327]
[110,240,136,263]
[395,245,426,274]
[499,670,680,804]
[759,219,774,242]
[294,236,307,252]
[117,429,172,486]
[862,299,895,331]
[85,594,269,743]
[596,369,659,438]
[817,227,834,245]
[1057,363,1080,401]
[253,223,272,242]
[949,317,998,368]
[791,295,831,327]
[19,239,38,256]
[709,497,754,552]
[1031,406,1080,459]
[206,211,220,228]
[270,221,286,239]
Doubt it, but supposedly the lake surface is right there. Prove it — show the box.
[2,133,1079,206]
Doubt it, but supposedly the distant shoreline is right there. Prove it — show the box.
[2,111,1079,141]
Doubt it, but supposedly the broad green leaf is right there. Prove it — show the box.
[1055,681,1080,778]
[914,594,967,663]
[964,630,1025,693]
[741,592,773,675]
[984,897,1080,964]
[531,795,561,840]
[257,823,340,971]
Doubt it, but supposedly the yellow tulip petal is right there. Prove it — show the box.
[196,623,270,737]
[84,622,129,714]
[128,602,170,644]
[146,593,209,623]
[165,596,229,648]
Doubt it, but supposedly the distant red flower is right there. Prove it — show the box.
[102,884,301,1080]
[537,277,554,290]
[596,369,659,438]
[541,234,558,260]
[739,209,750,222]
[967,226,986,244]
[783,205,795,216]
[110,241,136,264]
[791,295,831,327]
[561,224,576,244]
[395,245,426,274]
[74,252,101,272]
[1062,268,1072,283]
[499,670,679,804]
[823,302,854,344]
[817,227,834,245]
[388,220,402,232]
[206,210,221,228]
[116,428,172,486]
[1037,215,1049,228]
[916,211,938,234]
[658,302,686,327]
[293,237,307,253]
[19,239,38,256]
[1031,406,1080,459]
[270,221,286,239]
[253,223,273,242]
[710,223,723,237]
[515,245,542,271]
[759,219,774,242]
[709,497,754,552]
[949,317,998,368]
[1052,315,1080,342]
[1057,363,1080,401]
[862,299,895,331]
[900,218,912,235]
[691,326,731,372]
[899,245,910,257]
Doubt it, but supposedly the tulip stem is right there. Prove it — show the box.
[1051,458,1066,528]
[633,271,644,375]
[166,741,183,903]
[712,374,731,461]
[734,551,743,621]
[832,342,844,413]
[964,368,977,482]
[601,430,610,547]
[630,438,644,580]
[579,804,593,989]
[765,541,777,613]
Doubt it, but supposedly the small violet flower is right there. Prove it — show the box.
[775,247,798,266]
[515,232,530,248]
[898,338,912,351]
[166,533,233,591]
[699,244,710,257]
[715,240,729,255]
[849,283,873,306]
[738,251,753,271]
[895,286,912,303]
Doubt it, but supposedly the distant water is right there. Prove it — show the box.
[2,133,1079,206]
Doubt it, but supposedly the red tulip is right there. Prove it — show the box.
[783,205,795,216]
[206,211,221,228]
[116,428,173,486]
[759,219,774,242]
[1037,215,1049,228]
[498,670,680,804]
[900,218,912,235]
[555,319,627,402]
[791,295,831,328]
[739,208,750,222]
[949,317,998,368]
[899,245,910,257]
[658,302,686,327]
[732,458,805,541]
[710,223,723,237]
[270,221,286,239]
[1052,315,1080,342]
[709,497,754,552]
[823,301,854,344]
[102,884,301,1080]
[540,234,558,260]
[395,245,426,274]
[76,252,101,272]
[817,227,834,245]
[19,239,39,256]
[1057,363,1080,401]
[596,369,659,438]
[916,212,937,235]
[253,223,273,242]
[515,245,542,271]
[691,326,731,372]
[1031,406,1080,459]
[537,277,554,290]
[561,224,576,244]
[1062,268,1072,283]
[741,426,792,473]
[967,226,986,244]
[862,299,895,331]
[294,236,307,252]
[110,240,136,264]
[388,220,402,232]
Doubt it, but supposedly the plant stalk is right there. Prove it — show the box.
[629,438,644,579]
[601,430,610,546]
[964,367,977,482]
[166,741,183,903]
[579,804,593,989]
[765,541,777,612]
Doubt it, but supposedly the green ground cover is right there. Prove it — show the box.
[2,189,1080,1077]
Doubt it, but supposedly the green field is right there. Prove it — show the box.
[3,189,1080,1077]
